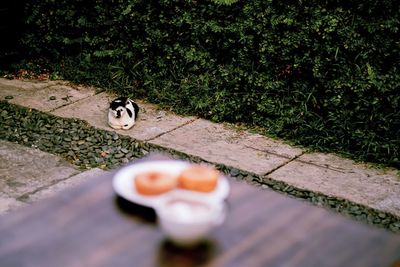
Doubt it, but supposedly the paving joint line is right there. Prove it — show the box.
[144,117,199,142]
[47,88,117,113]
[16,169,83,202]
[48,94,98,113]
[249,145,348,174]
[262,151,306,177]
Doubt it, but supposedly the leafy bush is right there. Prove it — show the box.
[10,0,400,167]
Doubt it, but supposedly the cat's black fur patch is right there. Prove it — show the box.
[131,101,139,118]
[126,108,133,118]
[110,97,128,110]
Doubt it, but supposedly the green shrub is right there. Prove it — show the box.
[9,0,400,167]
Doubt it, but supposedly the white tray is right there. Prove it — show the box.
[112,160,230,208]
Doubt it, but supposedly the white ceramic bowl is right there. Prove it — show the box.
[156,194,226,246]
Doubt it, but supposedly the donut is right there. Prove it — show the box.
[178,164,220,192]
[134,171,177,195]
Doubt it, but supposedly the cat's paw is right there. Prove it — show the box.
[108,123,122,130]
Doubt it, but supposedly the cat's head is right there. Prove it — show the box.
[109,97,129,118]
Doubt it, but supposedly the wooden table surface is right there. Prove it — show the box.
[0,157,399,267]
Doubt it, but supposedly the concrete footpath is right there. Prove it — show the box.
[1,78,399,218]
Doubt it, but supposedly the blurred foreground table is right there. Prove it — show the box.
[0,157,399,267]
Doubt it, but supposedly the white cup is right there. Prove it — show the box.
[156,194,226,246]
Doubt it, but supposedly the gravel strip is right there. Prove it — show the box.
[1,101,399,233]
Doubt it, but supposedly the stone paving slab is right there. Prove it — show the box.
[51,92,196,141]
[0,78,96,112]
[27,168,107,204]
[150,119,303,175]
[0,78,63,93]
[268,153,400,217]
[0,140,108,215]
[0,140,81,199]
[238,132,303,160]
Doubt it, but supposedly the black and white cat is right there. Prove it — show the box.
[108,97,139,130]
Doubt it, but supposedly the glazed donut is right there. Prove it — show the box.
[178,164,220,192]
[134,171,177,195]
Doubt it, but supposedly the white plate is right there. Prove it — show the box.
[112,160,230,208]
